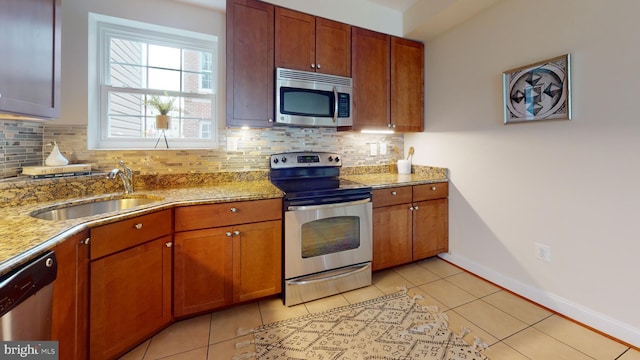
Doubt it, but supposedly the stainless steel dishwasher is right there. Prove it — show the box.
[0,251,57,340]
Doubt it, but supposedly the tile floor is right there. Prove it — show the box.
[120,257,639,360]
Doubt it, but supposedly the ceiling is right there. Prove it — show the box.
[175,0,501,40]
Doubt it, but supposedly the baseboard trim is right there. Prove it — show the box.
[439,253,640,348]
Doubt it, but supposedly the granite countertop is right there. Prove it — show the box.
[0,168,448,275]
[0,180,283,274]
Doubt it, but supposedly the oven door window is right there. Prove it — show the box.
[301,216,360,258]
[280,87,333,117]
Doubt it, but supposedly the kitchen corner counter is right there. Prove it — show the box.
[0,180,283,275]
[342,164,448,188]
[342,173,448,188]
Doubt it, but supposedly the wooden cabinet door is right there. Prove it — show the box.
[391,37,424,132]
[174,227,233,317]
[0,0,61,119]
[351,27,390,130]
[52,231,88,360]
[233,220,282,303]
[226,0,274,127]
[372,204,412,270]
[315,18,351,77]
[275,7,315,72]
[90,236,172,360]
[413,198,449,260]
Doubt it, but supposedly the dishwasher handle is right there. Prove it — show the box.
[0,251,57,317]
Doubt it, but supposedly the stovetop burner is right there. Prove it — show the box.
[269,152,372,206]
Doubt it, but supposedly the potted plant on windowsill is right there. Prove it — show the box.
[146,94,175,130]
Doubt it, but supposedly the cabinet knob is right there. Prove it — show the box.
[81,238,90,245]
[165,242,172,248]
[431,186,437,191]
[230,207,238,213]
[268,118,273,123]
[317,64,321,69]
[226,231,232,237]
[134,223,143,230]
[391,191,397,196]
[311,63,315,69]
[409,206,414,211]
[414,205,419,210]
[234,230,240,236]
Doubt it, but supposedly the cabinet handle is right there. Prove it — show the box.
[226,231,232,237]
[81,237,90,245]
[165,242,172,248]
[134,223,143,230]
[230,207,238,213]
[391,191,397,196]
[234,230,240,236]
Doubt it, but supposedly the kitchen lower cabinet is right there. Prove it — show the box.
[89,210,173,360]
[174,199,282,318]
[52,231,89,360]
[174,227,233,316]
[372,183,448,271]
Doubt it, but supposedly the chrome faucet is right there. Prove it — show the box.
[107,160,134,194]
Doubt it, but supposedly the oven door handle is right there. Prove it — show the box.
[286,263,371,286]
[287,198,370,211]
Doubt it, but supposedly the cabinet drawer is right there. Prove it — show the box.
[372,186,413,208]
[175,198,282,232]
[90,209,172,260]
[413,182,448,201]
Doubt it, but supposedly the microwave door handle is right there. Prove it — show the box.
[333,86,338,123]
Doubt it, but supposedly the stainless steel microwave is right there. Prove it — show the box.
[275,67,352,127]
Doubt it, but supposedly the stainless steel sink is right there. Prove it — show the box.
[31,196,164,221]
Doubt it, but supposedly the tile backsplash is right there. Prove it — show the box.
[1,120,405,178]
[0,121,45,179]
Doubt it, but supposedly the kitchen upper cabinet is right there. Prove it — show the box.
[275,7,351,77]
[352,29,424,132]
[226,0,275,128]
[173,199,282,318]
[89,210,173,360]
[0,0,61,119]
[52,231,89,360]
[351,27,390,130]
[372,183,448,271]
[391,37,424,132]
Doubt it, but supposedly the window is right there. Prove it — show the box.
[88,13,219,149]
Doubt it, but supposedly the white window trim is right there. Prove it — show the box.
[88,13,219,150]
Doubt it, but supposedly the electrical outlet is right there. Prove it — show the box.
[534,242,552,263]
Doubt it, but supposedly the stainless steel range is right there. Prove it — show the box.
[270,152,373,306]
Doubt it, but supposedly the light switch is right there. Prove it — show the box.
[370,143,377,156]
[379,142,387,155]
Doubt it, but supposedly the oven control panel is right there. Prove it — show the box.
[270,152,341,169]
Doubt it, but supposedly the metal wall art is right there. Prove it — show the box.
[503,54,571,124]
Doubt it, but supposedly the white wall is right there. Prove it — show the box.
[406,0,640,346]
[58,0,225,126]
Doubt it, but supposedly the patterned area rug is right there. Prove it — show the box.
[234,289,489,360]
